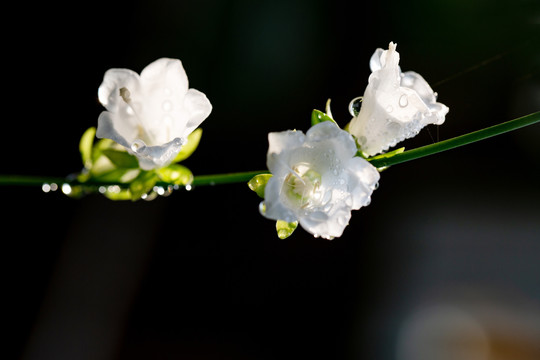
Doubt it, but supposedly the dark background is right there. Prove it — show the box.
[4,1,540,359]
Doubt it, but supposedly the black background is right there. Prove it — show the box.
[4,1,540,359]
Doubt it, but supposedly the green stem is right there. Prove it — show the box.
[0,112,538,188]
[189,170,268,187]
[0,171,269,188]
[367,111,540,168]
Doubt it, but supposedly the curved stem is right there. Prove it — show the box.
[0,112,538,188]
[0,171,270,188]
[367,111,540,168]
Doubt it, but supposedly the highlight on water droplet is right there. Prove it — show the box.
[185,184,192,191]
[61,183,72,195]
[153,186,165,196]
[399,94,408,108]
[162,100,172,112]
[131,139,145,153]
[348,96,363,117]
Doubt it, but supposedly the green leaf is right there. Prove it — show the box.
[276,220,298,239]
[157,164,193,185]
[129,171,159,200]
[79,127,96,169]
[311,109,337,127]
[102,149,139,169]
[173,128,203,163]
[247,174,273,198]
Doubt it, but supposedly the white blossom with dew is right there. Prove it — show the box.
[96,58,212,170]
[348,42,449,157]
[262,121,380,239]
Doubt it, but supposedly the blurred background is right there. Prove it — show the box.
[4,0,540,359]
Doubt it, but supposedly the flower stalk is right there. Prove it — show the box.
[1,111,538,189]
[367,111,540,168]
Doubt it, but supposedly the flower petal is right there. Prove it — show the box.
[140,58,189,95]
[299,208,351,239]
[266,130,306,176]
[345,157,380,209]
[263,176,298,223]
[96,111,131,148]
[181,88,213,136]
[130,137,184,170]
[98,68,140,113]
[349,42,449,156]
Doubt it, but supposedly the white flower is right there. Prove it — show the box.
[262,121,380,239]
[96,58,212,170]
[348,42,449,157]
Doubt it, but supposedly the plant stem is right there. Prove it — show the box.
[0,112,538,189]
[367,111,540,168]
[0,171,270,188]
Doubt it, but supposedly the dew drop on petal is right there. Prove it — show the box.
[399,94,409,108]
[348,96,363,117]
[258,201,266,215]
[386,105,394,113]
[131,139,145,153]
[162,100,172,112]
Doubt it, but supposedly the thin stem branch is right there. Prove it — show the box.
[367,111,540,168]
[0,112,538,189]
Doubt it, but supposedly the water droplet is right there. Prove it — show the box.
[258,201,266,215]
[42,183,51,193]
[348,96,363,117]
[142,191,158,201]
[357,136,367,145]
[108,185,121,194]
[173,137,184,147]
[373,182,379,190]
[98,186,107,194]
[337,216,347,226]
[323,202,333,212]
[61,183,72,195]
[153,186,165,196]
[50,183,58,191]
[386,105,394,113]
[131,139,145,153]
[433,91,438,99]
[185,184,192,191]
[162,100,172,112]
[399,94,408,107]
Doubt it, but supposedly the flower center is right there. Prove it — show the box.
[283,163,323,209]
